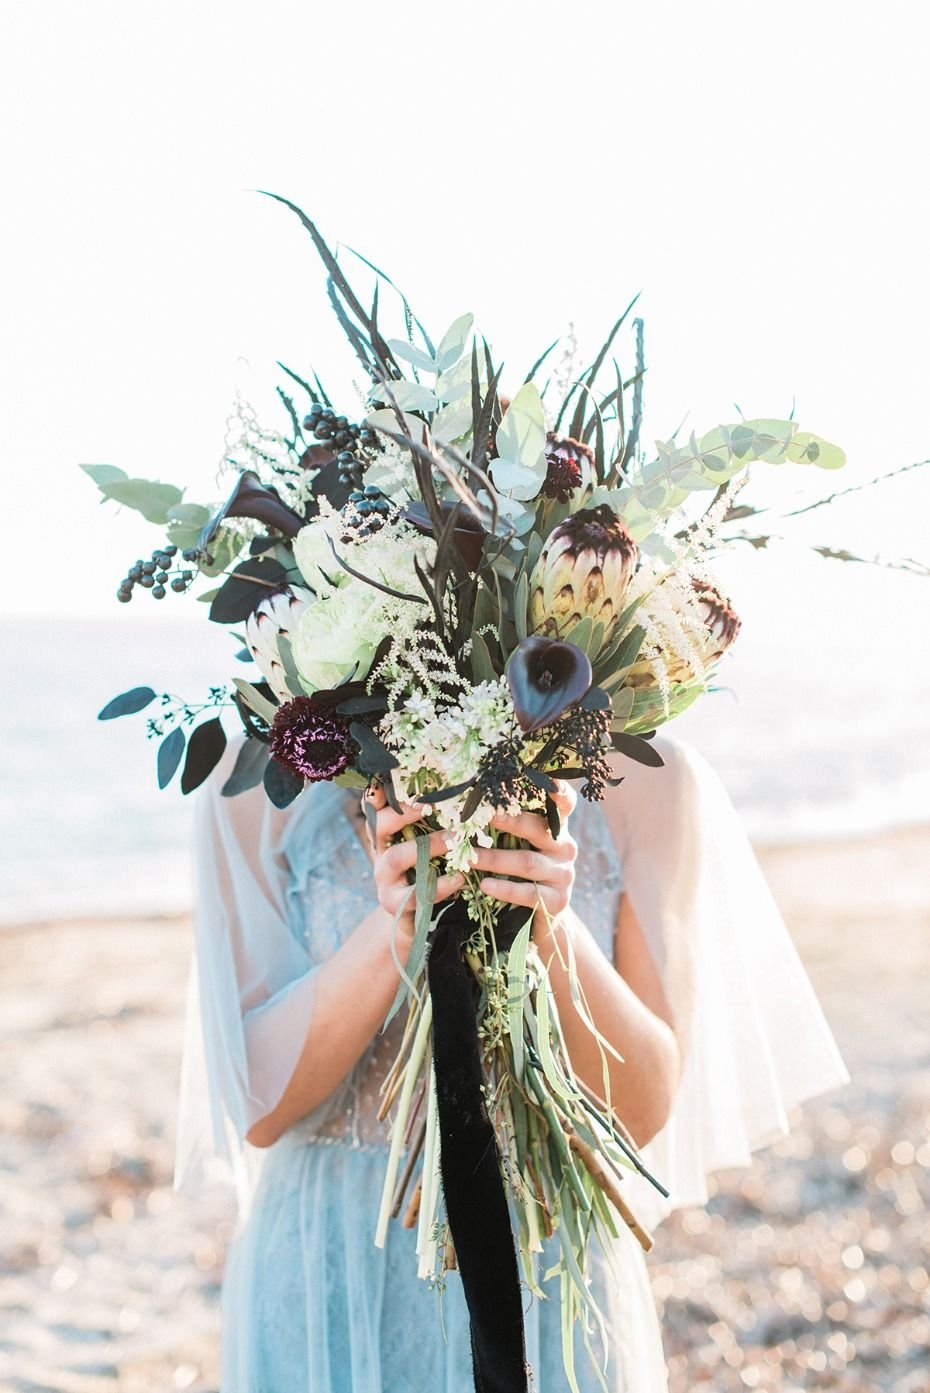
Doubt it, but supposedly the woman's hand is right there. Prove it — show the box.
[469,781,578,919]
[364,786,465,934]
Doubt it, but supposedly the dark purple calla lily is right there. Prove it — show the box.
[403,501,486,572]
[505,637,593,735]
[199,470,306,552]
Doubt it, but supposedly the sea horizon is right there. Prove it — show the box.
[3,580,928,927]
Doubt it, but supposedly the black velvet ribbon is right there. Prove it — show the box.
[426,898,530,1393]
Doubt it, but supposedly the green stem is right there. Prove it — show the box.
[375,995,432,1247]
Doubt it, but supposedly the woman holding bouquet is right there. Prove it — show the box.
[80,203,855,1393]
[177,730,847,1392]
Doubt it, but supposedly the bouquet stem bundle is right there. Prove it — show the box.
[372,828,668,1390]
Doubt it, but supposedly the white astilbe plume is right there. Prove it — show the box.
[687,472,750,555]
[219,388,319,512]
[379,680,517,872]
[369,620,467,711]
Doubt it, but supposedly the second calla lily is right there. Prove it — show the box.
[505,636,593,735]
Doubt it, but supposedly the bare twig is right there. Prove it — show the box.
[567,1129,654,1253]
[785,457,930,517]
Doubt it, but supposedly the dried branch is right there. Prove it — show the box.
[785,457,930,517]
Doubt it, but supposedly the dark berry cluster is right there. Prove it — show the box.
[343,486,393,537]
[476,737,540,811]
[117,545,196,603]
[553,706,613,800]
[302,403,379,488]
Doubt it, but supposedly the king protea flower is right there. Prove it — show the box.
[529,505,638,646]
[245,584,313,702]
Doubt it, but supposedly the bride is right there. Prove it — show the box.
[176,729,848,1391]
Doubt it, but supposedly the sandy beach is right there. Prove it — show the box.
[1,827,928,1393]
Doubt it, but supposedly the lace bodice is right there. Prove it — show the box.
[277,782,625,1149]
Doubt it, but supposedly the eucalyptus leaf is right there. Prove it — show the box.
[435,312,475,372]
[180,717,227,795]
[610,731,665,767]
[167,521,207,550]
[167,501,212,526]
[786,430,846,470]
[369,380,438,412]
[263,757,304,808]
[97,686,157,720]
[221,735,269,796]
[495,382,546,474]
[99,478,184,524]
[489,459,543,501]
[156,727,185,789]
[365,406,426,439]
[431,399,474,444]
[80,463,129,488]
[435,354,479,404]
[385,338,437,373]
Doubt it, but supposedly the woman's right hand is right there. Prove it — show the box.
[364,785,465,934]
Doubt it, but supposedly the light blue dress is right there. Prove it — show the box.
[182,736,848,1392]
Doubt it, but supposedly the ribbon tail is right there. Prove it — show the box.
[426,899,529,1393]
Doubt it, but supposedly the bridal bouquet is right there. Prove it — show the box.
[88,197,845,1392]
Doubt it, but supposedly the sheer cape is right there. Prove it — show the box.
[174,735,849,1227]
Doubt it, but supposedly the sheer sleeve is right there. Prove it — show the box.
[174,738,319,1188]
[608,736,850,1228]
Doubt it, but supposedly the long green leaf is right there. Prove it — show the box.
[534,980,579,1108]
[232,677,278,726]
[470,629,498,684]
[523,337,560,385]
[384,834,436,1026]
[513,571,529,641]
[506,918,533,1080]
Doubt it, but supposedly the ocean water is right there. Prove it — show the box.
[2,558,928,926]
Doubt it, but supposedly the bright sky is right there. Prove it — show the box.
[2,0,928,620]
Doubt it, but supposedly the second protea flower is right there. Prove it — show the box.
[245,584,313,702]
[691,579,741,659]
[529,505,638,646]
[628,572,741,692]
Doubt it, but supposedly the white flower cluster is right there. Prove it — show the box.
[290,502,436,693]
[380,680,517,872]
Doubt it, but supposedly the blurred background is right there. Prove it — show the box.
[1,1,928,1390]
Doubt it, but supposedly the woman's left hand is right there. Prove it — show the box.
[469,780,578,918]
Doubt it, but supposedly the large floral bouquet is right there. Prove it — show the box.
[88,197,846,1392]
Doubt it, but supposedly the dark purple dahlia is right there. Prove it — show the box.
[269,696,356,783]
